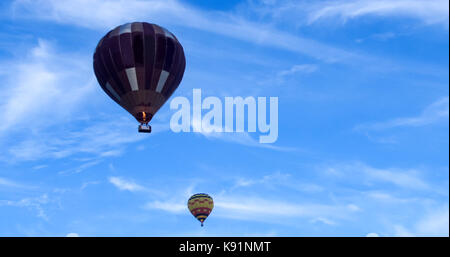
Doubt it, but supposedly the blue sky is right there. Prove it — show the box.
[0,0,448,236]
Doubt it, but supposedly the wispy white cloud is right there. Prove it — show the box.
[108,177,146,192]
[212,195,351,223]
[394,205,449,236]
[11,0,364,64]
[12,0,180,30]
[0,38,159,165]
[310,217,337,226]
[355,31,398,43]
[0,194,51,220]
[231,171,324,193]
[278,64,318,77]
[32,165,48,170]
[355,97,449,131]
[66,232,80,237]
[196,130,294,151]
[414,206,449,236]
[58,160,103,175]
[366,191,414,203]
[0,39,94,133]
[191,118,296,151]
[2,117,143,163]
[108,176,164,197]
[324,162,430,190]
[80,181,100,190]
[0,177,28,189]
[143,183,197,214]
[244,0,449,28]
[15,0,449,29]
[144,200,186,214]
[307,0,449,27]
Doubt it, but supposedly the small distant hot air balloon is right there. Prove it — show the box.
[93,22,186,133]
[188,193,214,227]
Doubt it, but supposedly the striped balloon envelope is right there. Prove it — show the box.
[93,22,186,133]
[188,193,214,227]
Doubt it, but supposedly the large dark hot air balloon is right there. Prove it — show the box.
[93,22,186,133]
[188,193,214,227]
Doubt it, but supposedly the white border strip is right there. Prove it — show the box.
[156,70,170,93]
[105,82,121,101]
[125,67,139,91]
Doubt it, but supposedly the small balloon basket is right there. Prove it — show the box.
[138,124,151,133]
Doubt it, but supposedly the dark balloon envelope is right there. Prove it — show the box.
[93,22,186,133]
